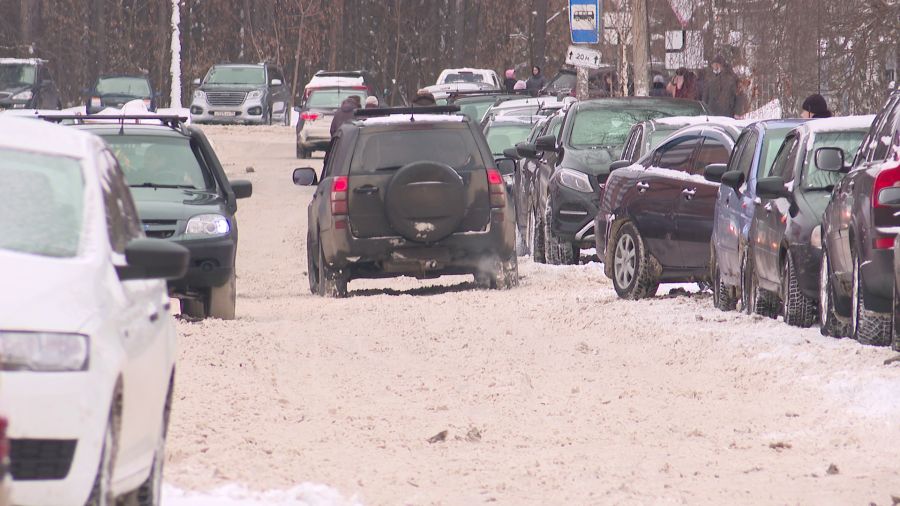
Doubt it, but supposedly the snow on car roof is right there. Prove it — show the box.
[491,96,564,110]
[306,76,365,88]
[0,58,46,65]
[652,115,741,127]
[0,116,97,159]
[359,114,467,126]
[802,115,876,134]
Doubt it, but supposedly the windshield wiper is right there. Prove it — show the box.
[129,182,197,190]
[374,166,404,172]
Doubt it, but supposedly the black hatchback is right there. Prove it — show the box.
[292,106,518,297]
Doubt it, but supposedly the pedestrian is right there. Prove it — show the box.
[525,65,546,97]
[649,74,667,97]
[503,69,517,93]
[411,89,436,106]
[667,67,698,100]
[514,80,527,93]
[701,55,739,117]
[800,93,833,118]
[330,95,361,137]
[364,96,379,109]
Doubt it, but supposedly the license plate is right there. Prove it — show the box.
[212,111,236,117]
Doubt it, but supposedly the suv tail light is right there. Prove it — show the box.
[872,163,900,208]
[301,112,319,121]
[487,169,506,208]
[331,176,349,216]
[871,162,900,248]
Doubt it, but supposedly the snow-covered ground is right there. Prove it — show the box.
[164,125,900,505]
[163,483,361,506]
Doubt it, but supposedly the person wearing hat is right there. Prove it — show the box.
[701,54,739,117]
[412,89,437,106]
[801,93,833,118]
[503,69,517,93]
[513,80,527,92]
[649,74,667,97]
[364,96,379,109]
[330,95,361,137]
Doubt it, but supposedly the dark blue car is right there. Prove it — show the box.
[707,119,806,310]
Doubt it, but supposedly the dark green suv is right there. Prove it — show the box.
[65,116,252,319]
[293,106,518,297]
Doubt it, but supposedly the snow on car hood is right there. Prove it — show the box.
[0,250,103,332]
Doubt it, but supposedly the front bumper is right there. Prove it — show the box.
[1,371,110,506]
[860,247,894,313]
[0,99,29,110]
[189,96,267,124]
[549,182,599,245]
[167,234,236,294]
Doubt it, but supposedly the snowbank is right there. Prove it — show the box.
[162,483,363,506]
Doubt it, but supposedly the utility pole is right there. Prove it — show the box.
[631,0,650,96]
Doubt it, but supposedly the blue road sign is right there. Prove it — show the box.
[570,0,601,44]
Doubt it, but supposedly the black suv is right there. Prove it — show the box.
[49,115,253,319]
[0,58,61,110]
[85,74,158,113]
[293,106,518,297]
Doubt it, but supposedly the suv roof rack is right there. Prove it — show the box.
[38,114,189,135]
[354,105,461,118]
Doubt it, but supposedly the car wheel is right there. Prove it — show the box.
[531,207,546,264]
[119,383,171,506]
[781,252,817,327]
[85,391,121,506]
[180,298,206,320]
[307,232,319,294]
[820,246,850,337]
[543,202,575,265]
[475,255,519,290]
[711,244,737,311]
[747,248,778,318]
[851,253,891,346]
[611,222,659,299]
[207,272,236,320]
[317,241,347,298]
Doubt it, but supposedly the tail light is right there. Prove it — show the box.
[872,163,900,208]
[331,176,348,215]
[0,416,8,461]
[301,112,319,121]
[487,169,506,208]
[872,162,900,248]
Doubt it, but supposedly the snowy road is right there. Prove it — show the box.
[164,125,900,505]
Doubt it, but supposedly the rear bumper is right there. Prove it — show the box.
[550,183,598,246]
[298,123,332,150]
[167,235,236,294]
[860,247,894,312]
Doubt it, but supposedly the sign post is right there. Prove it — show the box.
[569,0,601,100]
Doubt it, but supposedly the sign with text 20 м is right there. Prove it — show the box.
[569,0,600,44]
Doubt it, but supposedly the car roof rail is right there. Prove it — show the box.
[354,105,461,118]
[38,114,189,135]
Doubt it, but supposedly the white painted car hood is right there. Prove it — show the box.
[0,250,102,333]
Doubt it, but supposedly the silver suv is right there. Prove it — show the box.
[190,62,291,125]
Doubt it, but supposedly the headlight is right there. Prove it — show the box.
[0,332,88,372]
[12,90,33,101]
[185,214,230,237]
[810,225,822,249]
[557,168,593,193]
[193,90,205,100]
[247,90,263,100]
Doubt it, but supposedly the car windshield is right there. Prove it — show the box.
[485,123,534,156]
[802,130,866,191]
[351,125,483,173]
[0,64,36,89]
[546,73,576,93]
[444,73,484,84]
[0,149,83,258]
[569,108,673,149]
[456,98,500,123]
[103,135,213,190]
[96,77,151,96]
[205,66,265,85]
[756,127,794,178]
[307,89,364,109]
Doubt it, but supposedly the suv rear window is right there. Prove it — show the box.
[307,89,364,109]
[104,135,214,190]
[350,124,484,174]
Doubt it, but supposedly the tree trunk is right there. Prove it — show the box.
[631,0,650,96]
[291,5,308,109]
[19,0,33,49]
[532,0,548,69]
[454,0,466,66]
[92,0,107,81]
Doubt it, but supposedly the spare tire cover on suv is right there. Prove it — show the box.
[385,161,466,243]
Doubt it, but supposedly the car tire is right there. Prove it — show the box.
[851,253,891,346]
[85,390,121,506]
[819,246,850,337]
[544,202,575,265]
[119,382,171,506]
[711,244,737,311]
[207,273,236,320]
[781,252,817,327]
[740,248,752,314]
[531,207,546,264]
[475,255,519,290]
[307,232,319,294]
[746,248,778,318]
[180,298,206,320]
[317,241,347,298]
[611,222,659,300]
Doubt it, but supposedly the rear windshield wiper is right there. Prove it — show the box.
[130,182,197,190]
[374,165,404,172]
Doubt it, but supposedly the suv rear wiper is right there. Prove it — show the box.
[129,182,197,190]
[374,166,404,172]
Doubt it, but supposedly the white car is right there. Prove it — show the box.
[435,68,501,89]
[0,117,189,505]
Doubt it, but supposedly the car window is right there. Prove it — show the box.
[306,89,363,109]
[100,150,142,254]
[350,125,484,174]
[871,99,900,161]
[205,66,266,85]
[647,127,678,153]
[549,116,563,138]
[802,130,867,191]
[485,123,534,157]
[0,63,36,87]
[0,148,83,258]
[38,67,51,83]
[623,126,641,162]
[96,77,151,96]
[651,135,701,172]
[755,127,793,178]
[731,130,757,177]
[103,135,214,190]
[443,72,485,84]
[768,135,800,181]
[691,136,731,175]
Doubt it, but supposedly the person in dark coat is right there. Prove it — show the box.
[525,66,546,97]
[330,95,361,137]
[412,89,437,106]
[649,74,667,97]
[801,93,833,118]
[701,55,739,117]
[503,69,517,93]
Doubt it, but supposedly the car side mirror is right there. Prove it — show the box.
[495,158,517,176]
[117,239,189,281]
[293,167,319,186]
[270,79,283,86]
[192,78,201,87]
[503,147,521,160]
[535,134,557,152]
[756,176,792,200]
[703,163,728,183]
[516,142,538,159]
[721,170,745,193]
[815,147,845,172]
[608,160,632,172]
[229,179,253,199]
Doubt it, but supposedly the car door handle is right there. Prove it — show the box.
[353,185,379,195]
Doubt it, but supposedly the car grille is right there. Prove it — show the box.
[10,439,77,481]
[206,91,246,107]
[143,219,178,239]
